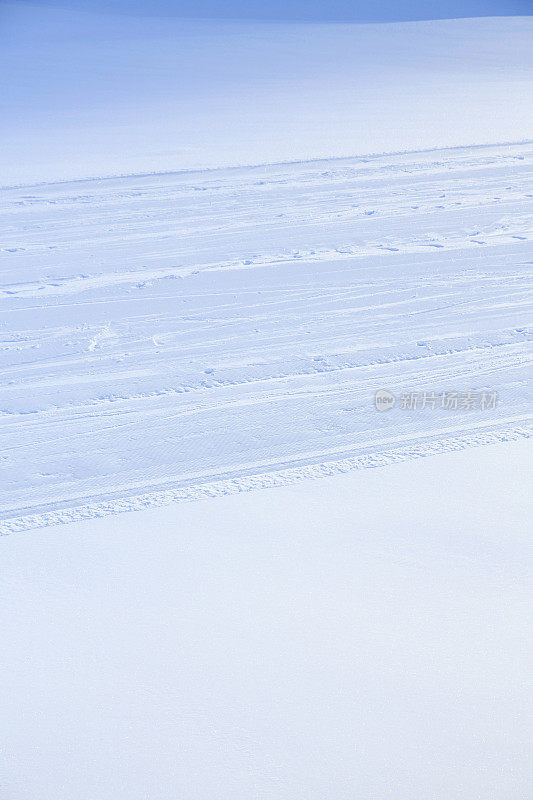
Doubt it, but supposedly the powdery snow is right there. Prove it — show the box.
[1,5,532,185]
[1,438,532,799]
[1,6,532,795]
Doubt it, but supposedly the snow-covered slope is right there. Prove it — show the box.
[1,4,532,185]
[1,5,532,795]
[2,438,532,800]
[1,142,532,532]
[15,0,533,22]
[2,5,530,524]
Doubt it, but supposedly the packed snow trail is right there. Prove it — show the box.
[1,142,532,531]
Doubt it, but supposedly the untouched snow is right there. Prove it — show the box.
[1,5,533,185]
[1,142,532,531]
[1,438,532,800]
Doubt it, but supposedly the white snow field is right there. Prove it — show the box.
[1,439,532,800]
[1,141,532,531]
[1,3,533,798]
[1,5,533,185]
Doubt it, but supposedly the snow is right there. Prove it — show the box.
[1,5,532,185]
[1,142,532,532]
[1,438,532,800]
[1,5,532,794]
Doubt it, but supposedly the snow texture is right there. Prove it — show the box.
[1,6,533,185]
[1,6,532,796]
[1,439,532,799]
[1,142,532,532]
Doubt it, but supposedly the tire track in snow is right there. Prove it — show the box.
[0,142,532,529]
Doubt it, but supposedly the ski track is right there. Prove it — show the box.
[1,142,532,532]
